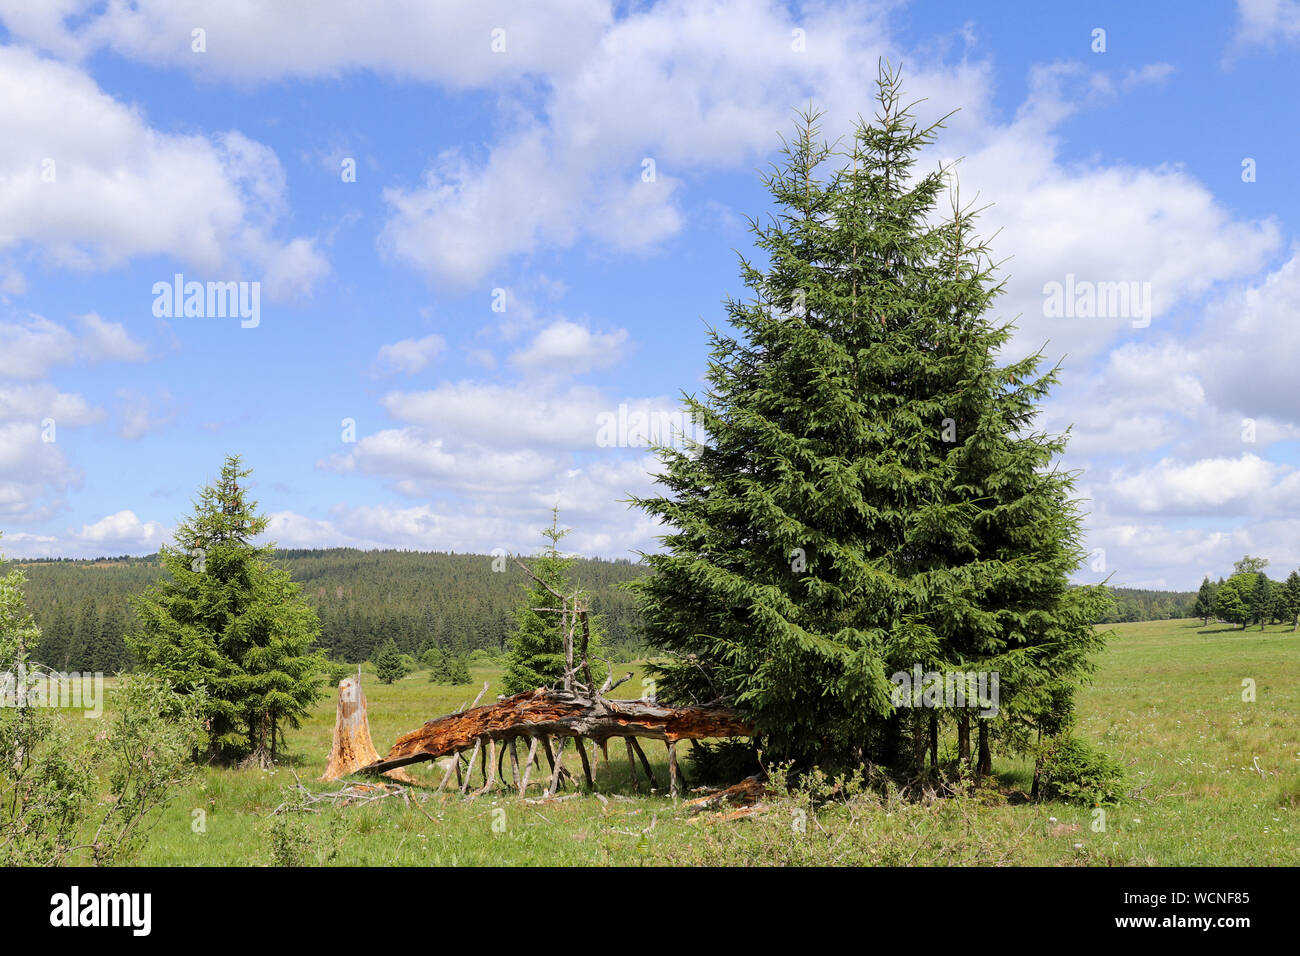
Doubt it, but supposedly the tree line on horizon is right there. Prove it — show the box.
[17,543,645,673]
[1194,555,1300,630]
[13,551,1202,674]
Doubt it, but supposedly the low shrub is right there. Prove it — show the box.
[1036,736,1126,805]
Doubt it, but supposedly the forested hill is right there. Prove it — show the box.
[16,548,648,672]
[13,547,1197,673]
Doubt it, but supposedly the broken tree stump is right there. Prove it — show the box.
[321,675,415,784]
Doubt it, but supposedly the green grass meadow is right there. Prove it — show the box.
[55,617,1300,866]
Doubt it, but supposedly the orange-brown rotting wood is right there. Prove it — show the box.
[371,688,750,767]
[324,557,751,798]
[322,682,751,798]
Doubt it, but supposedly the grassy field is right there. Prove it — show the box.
[54,617,1300,866]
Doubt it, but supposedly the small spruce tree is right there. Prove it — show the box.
[1249,572,1274,631]
[128,455,324,765]
[503,508,606,694]
[374,638,406,684]
[1193,576,1216,626]
[1283,570,1300,631]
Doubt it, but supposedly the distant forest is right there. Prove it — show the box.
[1097,587,1197,624]
[14,548,1194,672]
[18,548,645,672]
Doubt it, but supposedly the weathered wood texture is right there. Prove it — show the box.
[321,676,381,779]
[357,687,751,777]
[324,558,751,794]
[321,676,416,783]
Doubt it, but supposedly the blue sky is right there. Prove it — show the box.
[1,0,1298,590]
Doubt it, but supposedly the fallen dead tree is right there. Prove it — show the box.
[357,685,751,797]
[322,556,752,798]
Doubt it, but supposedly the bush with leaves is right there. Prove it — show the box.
[324,660,354,686]
[1034,736,1126,806]
[1,538,205,865]
[0,674,206,867]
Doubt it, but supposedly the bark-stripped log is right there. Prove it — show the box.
[667,740,682,798]
[358,687,751,778]
[576,737,594,789]
[629,736,658,789]
[519,736,539,795]
[625,737,640,792]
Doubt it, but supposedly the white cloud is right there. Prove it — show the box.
[315,366,678,555]
[0,46,326,295]
[0,529,59,558]
[0,312,147,379]
[0,261,24,295]
[321,427,563,492]
[265,463,661,557]
[0,421,80,522]
[1121,62,1175,90]
[1190,252,1300,423]
[69,509,167,547]
[114,388,176,440]
[267,505,511,553]
[936,63,1281,365]
[1108,454,1299,515]
[375,0,1277,356]
[371,333,446,376]
[380,133,601,287]
[508,320,629,375]
[0,315,76,379]
[1077,514,1300,591]
[378,381,687,452]
[77,312,149,363]
[0,0,613,85]
[1041,251,1300,471]
[0,383,100,426]
[379,0,895,285]
[1229,0,1300,55]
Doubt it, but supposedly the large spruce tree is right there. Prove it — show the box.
[128,455,324,765]
[630,66,1109,771]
